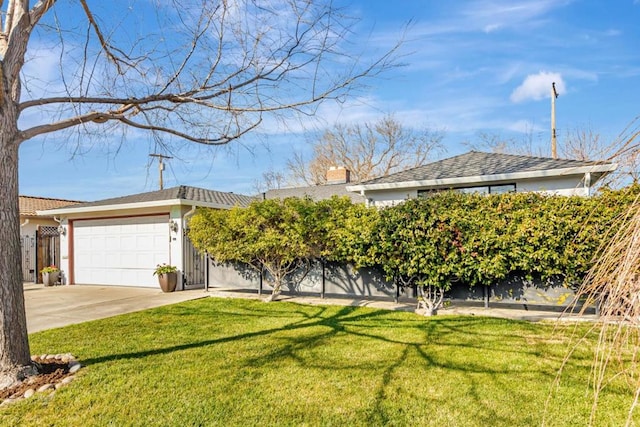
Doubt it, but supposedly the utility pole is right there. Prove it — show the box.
[551,82,559,159]
[149,153,172,190]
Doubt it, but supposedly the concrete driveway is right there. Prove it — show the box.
[24,283,207,333]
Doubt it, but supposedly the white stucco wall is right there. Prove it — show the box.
[19,217,59,237]
[515,176,588,196]
[362,175,590,207]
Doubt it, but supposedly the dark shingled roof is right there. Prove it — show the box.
[264,183,365,203]
[66,186,256,209]
[360,151,611,185]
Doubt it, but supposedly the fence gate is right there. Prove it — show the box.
[37,226,60,284]
[20,235,36,282]
[183,231,205,288]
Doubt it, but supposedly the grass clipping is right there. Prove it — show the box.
[563,197,640,426]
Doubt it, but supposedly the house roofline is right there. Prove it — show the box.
[37,198,241,216]
[346,164,617,192]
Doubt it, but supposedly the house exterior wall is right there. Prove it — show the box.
[19,217,58,237]
[515,176,587,196]
[365,189,418,207]
[362,175,589,207]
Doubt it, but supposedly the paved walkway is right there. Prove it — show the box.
[204,287,598,323]
[24,283,596,334]
[24,283,207,333]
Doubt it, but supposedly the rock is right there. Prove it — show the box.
[45,354,56,360]
[37,384,54,393]
[23,389,35,398]
[61,376,75,385]
[69,364,82,374]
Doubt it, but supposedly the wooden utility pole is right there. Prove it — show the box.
[149,153,172,190]
[551,82,559,159]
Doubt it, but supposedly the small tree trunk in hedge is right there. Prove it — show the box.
[416,285,444,316]
[265,271,283,302]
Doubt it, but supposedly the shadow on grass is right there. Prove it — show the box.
[79,299,590,425]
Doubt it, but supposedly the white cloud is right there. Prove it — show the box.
[483,23,502,33]
[510,71,566,103]
[507,119,543,133]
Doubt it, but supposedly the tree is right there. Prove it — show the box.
[189,198,316,302]
[0,0,400,387]
[373,198,456,316]
[252,169,288,194]
[559,124,607,161]
[463,130,548,157]
[286,114,444,185]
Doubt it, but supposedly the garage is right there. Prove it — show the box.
[38,185,255,290]
[73,215,170,287]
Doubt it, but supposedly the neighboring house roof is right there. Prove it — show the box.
[38,185,256,216]
[19,196,82,217]
[347,151,618,192]
[263,183,366,203]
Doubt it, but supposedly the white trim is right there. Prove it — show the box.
[37,198,241,216]
[346,164,617,192]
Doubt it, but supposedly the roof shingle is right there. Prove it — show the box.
[359,151,612,185]
[19,196,82,217]
[60,185,256,209]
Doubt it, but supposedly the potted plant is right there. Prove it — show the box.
[41,265,60,287]
[153,264,178,292]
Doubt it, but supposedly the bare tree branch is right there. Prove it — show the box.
[287,114,444,185]
[0,0,404,382]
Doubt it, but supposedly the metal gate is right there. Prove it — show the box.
[37,226,60,284]
[20,235,36,282]
[183,231,205,288]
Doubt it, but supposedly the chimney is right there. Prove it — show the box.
[326,166,351,184]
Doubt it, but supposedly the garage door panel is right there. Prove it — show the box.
[91,237,106,250]
[105,236,119,250]
[136,235,154,248]
[74,215,170,287]
[105,253,119,268]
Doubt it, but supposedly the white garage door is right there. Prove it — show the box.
[74,215,171,287]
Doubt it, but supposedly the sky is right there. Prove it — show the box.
[17,0,640,201]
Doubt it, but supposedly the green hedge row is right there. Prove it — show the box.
[190,186,639,293]
[361,187,639,289]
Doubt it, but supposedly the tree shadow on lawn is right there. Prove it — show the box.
[79,301,590,425]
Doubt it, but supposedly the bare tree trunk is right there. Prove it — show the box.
[416,285,444,316]
[265,278,283,302]
[0,134,34,388]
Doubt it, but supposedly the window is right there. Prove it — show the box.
[488,184,516,194]
[417,183,516,198]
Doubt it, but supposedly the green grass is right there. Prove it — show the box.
[1,298,635,426]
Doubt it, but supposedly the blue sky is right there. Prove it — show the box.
[18,0,640,201]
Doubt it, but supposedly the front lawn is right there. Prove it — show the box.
[1,298,634,426]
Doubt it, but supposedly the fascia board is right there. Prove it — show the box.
[347,164,618,192]
[36,199,239,216]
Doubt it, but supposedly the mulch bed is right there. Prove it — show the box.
[0,356,77,401]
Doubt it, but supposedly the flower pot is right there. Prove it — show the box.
[42,271,60,287]
[157,272,178,293]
